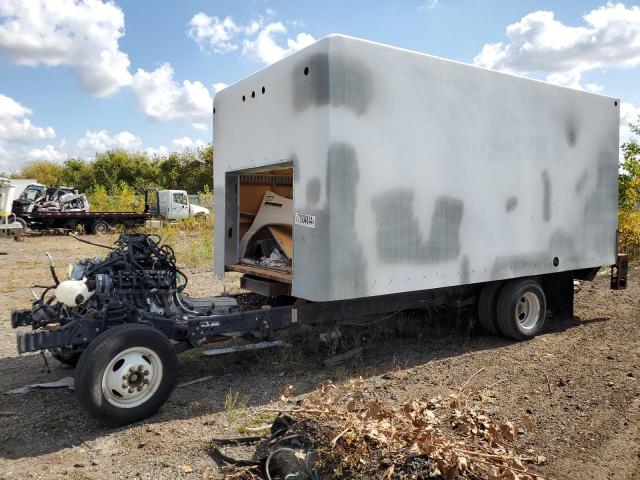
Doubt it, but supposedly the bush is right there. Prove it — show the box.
[87,184,143,212]
[12,145,213,197]
[618,211,640,259]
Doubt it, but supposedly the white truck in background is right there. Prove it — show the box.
[147,189,210,220]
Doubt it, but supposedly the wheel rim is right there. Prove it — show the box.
[101,347,163,408]
[95,223,107,234]
[515,291,541,330]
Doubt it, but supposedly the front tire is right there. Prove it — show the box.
[75,324,178,425]
[496,278,547,340]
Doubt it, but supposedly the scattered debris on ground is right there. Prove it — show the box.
[211,379,547,479]
[1,236,639,479]
[4,376,75,395]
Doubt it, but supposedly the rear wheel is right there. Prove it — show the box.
[477,282,503,334]
[91,220,110,235]
[496,278,546,340]
[75,324,178,425]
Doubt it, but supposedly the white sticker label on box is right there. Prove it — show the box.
[295,212,316,229]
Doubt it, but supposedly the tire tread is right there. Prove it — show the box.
[477,282,503,335]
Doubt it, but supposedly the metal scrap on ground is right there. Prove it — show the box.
[5,376,75,394]
[212,379,547,479]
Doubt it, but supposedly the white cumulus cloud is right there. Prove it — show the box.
[25,144,66,163]
[145,145,169,157]
[0,0,132,96]
[172,137,206,149]
[131,63,213,127]
[621,102,640,127]
[0,94,56,172]
[243,22,315,64]
[418,0,439,11]
[75,129,142,159]
[187,14,241,53]
[212,82,228,94]
[187,12,314,64]
[0,94,55,144]
[474,3,640,90]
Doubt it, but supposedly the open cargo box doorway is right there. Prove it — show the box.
[224,162,295,296]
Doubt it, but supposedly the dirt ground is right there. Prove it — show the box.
[0,234,639,480]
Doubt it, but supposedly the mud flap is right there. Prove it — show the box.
[610,253,629,290]
[542,272,574,322]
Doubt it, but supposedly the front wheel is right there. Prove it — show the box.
[75,324,178,425]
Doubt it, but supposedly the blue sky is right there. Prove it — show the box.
[1,0,639,172]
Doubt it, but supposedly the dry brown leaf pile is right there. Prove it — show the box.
[270,379,547,479]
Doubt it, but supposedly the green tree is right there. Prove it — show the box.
[619,117,640,211]
[12,161,65,186]
[11,143,214,196]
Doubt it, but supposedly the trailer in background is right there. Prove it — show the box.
[9,179,39,198]
[18,210,152,234]
[0,178,23,240]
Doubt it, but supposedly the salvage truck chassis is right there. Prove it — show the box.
[10,33,626,426]
[9,233,489,425]
[10,233,623,426]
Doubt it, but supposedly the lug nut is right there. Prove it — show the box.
[143,379,149,385]
[137,386,143,391]
[122,383,127,389]
[122,375,127,380]
[143,370,149,376]
[128,388,134,393]
[138,365,144,371]
[129,367,135,373]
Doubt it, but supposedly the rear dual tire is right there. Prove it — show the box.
[477,278,547,340]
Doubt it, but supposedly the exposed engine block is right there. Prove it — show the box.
[11,234,209,352]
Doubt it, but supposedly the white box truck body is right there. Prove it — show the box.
[214,34,619,303]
